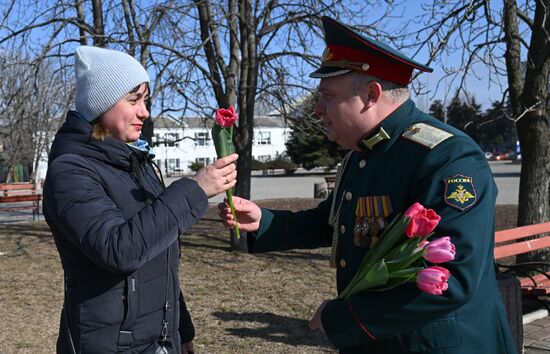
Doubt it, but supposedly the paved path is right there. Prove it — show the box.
[205,160,520,204]
[524,314,550,353]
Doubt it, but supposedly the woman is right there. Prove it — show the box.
[43,46,237,353]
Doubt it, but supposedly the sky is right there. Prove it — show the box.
[0,0,520,115]
[373,1,512,112]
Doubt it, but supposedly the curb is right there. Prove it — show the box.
[523,309,549,325]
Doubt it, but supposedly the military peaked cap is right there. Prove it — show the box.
[310,16,433,85]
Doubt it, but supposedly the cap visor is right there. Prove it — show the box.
[309,66,351,78]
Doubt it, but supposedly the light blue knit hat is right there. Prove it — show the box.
[75,46,150,122]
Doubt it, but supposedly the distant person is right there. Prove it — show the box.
[43,46,238,354]
[219,16,517,354]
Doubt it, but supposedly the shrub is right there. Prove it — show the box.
[251,159,267,171]
[265,157,297,174]
[188,161,205,172]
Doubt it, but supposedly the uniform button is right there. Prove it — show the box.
[359,159,366,168]
[339,259,347,268]
[340,225,346,234]
[345,192,353,201]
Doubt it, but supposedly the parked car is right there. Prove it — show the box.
[495,151,516,161]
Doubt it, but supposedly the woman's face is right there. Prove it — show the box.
[100,83,150,142]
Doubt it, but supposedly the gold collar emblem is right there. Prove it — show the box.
[362,127,390,150]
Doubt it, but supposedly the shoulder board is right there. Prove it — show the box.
[401,123,453,149]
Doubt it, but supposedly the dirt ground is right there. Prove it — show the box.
[0,200,518,354]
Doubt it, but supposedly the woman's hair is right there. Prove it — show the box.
[351,72,410,104]
[91,83,149,141]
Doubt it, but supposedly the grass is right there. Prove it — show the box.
[0,200,519,353]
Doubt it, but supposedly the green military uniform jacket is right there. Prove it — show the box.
[250,99,517,354]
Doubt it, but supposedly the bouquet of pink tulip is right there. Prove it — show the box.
[212,106,240,239]
[339,202,455,300]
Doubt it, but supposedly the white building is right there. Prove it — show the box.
[34,115,290,180]
[151,115,290,175]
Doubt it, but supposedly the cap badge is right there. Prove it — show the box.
[444,174,477,210]
[321,47,334,62]
[361,63,370,71]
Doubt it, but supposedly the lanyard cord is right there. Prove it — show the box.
[160,247,171,344]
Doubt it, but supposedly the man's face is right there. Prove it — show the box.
[314,73,371,150]
[100,84,150,142]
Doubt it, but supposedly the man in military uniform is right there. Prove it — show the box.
[219,16,517,354]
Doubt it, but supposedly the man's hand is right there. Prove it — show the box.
[181,341,194,354]
[309,300,329,334]
[217,196,261,232]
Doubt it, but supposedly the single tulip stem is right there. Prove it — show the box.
[212,121,239,239]
[225,189,240,239]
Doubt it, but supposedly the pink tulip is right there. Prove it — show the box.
[416,266,450,295]
[423,236,456,263]
[404,202,441,238]
[215,106,238,127]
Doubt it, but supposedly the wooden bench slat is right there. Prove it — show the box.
[0,184,42,220]
[494,221,550,297]
[0,195,41,203]
[494,237,550,259]
[495,222,550,243]
[0,183,35,190]
[519,274,550,287]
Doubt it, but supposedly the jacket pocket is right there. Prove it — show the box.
[81,286,125,325]
[394,318,463,352]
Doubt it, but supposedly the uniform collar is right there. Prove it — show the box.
[357,99,416,152]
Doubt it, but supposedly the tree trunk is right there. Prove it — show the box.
[91,0,105,47]
[74,0,88,45]
[504,0,550,264]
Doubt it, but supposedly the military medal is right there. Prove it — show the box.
[354,198,370,247]
[355,195,393,248]
[353,217,370,247]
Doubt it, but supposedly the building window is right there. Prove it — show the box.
[195,132,210,146]
[195,157,211,165]
[167,158,181,171]
[257,155,270,162]
[255,132,271,145]
[165,133,179,147]
[153,134,161,146]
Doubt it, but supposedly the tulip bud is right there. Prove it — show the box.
[416,266,450,295]
[423,236,456,263]
[404,202,441,238]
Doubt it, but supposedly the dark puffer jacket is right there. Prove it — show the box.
[43,111,207,353]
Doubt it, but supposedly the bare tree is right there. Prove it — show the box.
[0,0,172,176]
[146,0,394,249]
[405,0,550,262]
[0,48,71,184]
[0,0,397,249]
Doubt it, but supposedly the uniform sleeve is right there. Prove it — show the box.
[249,195,334,253]
[178,291,195,343]
[321,136,497,348]
[43,154,208,273]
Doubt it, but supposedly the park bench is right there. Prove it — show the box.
[494,221,550,296]
[325,175,336,194]
[0,183,42,220]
